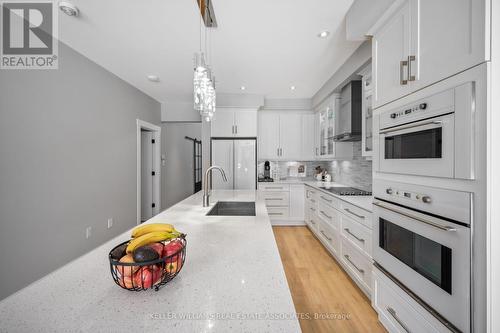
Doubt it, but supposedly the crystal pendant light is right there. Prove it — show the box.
[193,52,207,112]
[193,0,216,122]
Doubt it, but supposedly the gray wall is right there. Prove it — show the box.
[0,42,161,300]
[161,122,202,209]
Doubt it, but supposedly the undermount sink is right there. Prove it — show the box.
[206,201,256,216]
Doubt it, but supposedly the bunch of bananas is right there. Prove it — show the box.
[126,223,182,254]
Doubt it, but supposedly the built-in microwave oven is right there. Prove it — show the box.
[376,82,475,179]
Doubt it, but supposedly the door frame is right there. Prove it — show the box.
[136,119,161,225]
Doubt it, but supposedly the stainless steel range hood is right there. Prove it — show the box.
[334,80,362,142]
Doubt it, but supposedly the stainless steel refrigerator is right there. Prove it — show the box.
[211,138,257,190]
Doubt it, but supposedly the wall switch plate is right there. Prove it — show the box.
[107,218,113,229]
[85,226,92,239]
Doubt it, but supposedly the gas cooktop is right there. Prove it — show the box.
[320,186,372,196]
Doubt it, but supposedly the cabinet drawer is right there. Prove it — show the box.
[341,238,372,293]
[341,215,372,257]
[317,202,340,229]
[305,187,318,205]
[340,201,371,229]
[267,207,289,220]
[306,212,319,234]
[262,191,289,207]
[374,270,439,333]
[259,184,290,191]
[318,219,340,256]
[318,192,340,210]
[306,202,318,218]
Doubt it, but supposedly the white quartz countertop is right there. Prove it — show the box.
[260,179,373,212]
[0,190,301,333]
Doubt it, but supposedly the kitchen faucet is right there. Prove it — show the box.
[203,166,227,207]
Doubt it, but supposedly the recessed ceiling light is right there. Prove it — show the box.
[147,75,160,82]
[58,1,79,17]
[290,86,296,91]
[240,86,246,91]
[317,30,330,38]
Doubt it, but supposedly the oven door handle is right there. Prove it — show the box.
[379,120,442,135]
[373,201,457,232]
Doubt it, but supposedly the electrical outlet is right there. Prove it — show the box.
[107,218,113,229]
[85,226,92,239]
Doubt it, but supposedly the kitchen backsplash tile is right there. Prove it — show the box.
[258,142,372,190]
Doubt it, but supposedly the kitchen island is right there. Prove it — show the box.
[0,190,301,333]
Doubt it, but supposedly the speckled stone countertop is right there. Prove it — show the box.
[0,190,301,333]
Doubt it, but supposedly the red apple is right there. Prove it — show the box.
[162,240,184,258]
[134,265,162,289]
[148,243,164,257]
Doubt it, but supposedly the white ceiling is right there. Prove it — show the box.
[58,0,361,103]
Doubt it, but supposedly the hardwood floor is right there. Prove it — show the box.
[273,226,386,333]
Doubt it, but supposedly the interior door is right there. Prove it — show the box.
[409,0,487,92]
[258,112,280,159]
[234,140,256,189]
[280,114,302,159]
[211,140,234,189]
[141,131,154,222]
[234,109,257,137]
[372,0,411,108]
[211,109,234,137]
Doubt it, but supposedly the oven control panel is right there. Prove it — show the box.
[390,103,427,119]
[379,88,454,130]
[385,187,431,204]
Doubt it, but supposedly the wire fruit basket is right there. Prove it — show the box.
[108,235,187,291]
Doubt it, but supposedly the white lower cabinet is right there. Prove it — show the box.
[373,266,452,333]
[304,185,374,298]
[260,183,304,225]
[341,238,372,296]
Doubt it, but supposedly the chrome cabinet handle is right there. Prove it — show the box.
[231,125,235,134]
[379,120,442,135]
[310,207,316,212]
[268,212,283,216]
[387,307,411,333]
[265,198,283,200]
[373,201,457,232]
[344,255,364,273]
[320,210,332,220]
[320,230,332,241]
[311,220,316,225]
[400,60,408,85]
[264,186,283,190]
[344,208,365,219]
[408,55,416,81]
[310,199,316,203]
[235,125,238,134]
[320,195,332,203]
[344,228,365,242]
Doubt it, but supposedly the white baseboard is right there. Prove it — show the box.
[270,220,306,226]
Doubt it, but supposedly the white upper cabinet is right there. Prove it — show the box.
[372,0,411,108]
[372,0,488,108]
[409,0,488,92]
[280,114,303,160]
[211,109,235,137]
[301,114,316,160]
[258,113,280,159]
[234,110,257,137]
[211,108,257,137]
[257,112,315,160]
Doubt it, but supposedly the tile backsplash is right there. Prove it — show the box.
[258,142,372,191]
